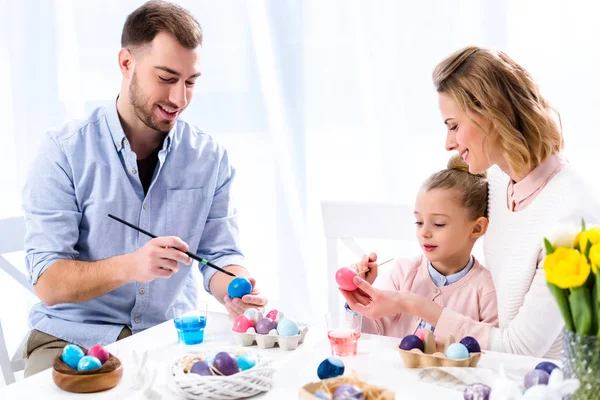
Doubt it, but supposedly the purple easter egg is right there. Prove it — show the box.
[524,369,550,389]
[256,317,277,334]
[333,384,364,399]
[399,335,424,352]
[190,360,213,376]
[463,383,491,400]
[459,336,481,353]
[535,361,560,375]
[213,352,239,376]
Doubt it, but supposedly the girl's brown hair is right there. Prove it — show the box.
[424,155,488,220]
[433,46,563,177]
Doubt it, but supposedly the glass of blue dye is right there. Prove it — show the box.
[173,302,208,345]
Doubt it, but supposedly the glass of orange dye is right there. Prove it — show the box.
[326,309,362,356]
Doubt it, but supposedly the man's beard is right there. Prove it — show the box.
[129,71,172,134]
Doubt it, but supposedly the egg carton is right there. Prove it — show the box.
[232,324,308,350]
[398,332,481,368]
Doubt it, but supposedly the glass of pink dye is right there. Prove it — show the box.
[325,309,362,356]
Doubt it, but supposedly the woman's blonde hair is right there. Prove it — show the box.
[433,46,563,177]
[424,155,488,220]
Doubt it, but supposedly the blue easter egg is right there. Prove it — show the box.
[277,318,299,336]
[535,361,560,376]
[77,355,102,371]
[399,335,424,352]
[317,357,345,380]
[61,344,85,369]
[236,355,256,371]
[228,277,252,298]
[313,391,332,399]
[445,343,469,359]
[459,336,481,353]
[524,369,550,389]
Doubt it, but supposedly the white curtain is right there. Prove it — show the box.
[1,0,599,368]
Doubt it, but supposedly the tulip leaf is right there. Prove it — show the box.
[544,238,555,256]
[569,286,593,335]
[582,218,587,232]
[548,282,574,332]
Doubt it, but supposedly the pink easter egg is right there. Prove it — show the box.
[335,267,358,291]
[265,309,284,323]
[232,315,256,333]
[414,328,431,342]
[87,344,110,364]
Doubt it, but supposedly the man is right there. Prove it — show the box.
[21,0,267,376]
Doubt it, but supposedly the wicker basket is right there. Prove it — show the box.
[170,349,276,400]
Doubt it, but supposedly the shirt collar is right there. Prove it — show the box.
[105,97,175,153]
[428,256,474,287]
[508,153,567,206]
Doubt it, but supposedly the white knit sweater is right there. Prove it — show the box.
[484,164,599,358]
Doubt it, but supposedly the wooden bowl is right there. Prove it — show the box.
[52,350,123,393]
[398,332,482,368]
[299,376,395,399]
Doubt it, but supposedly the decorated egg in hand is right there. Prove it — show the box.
[277,318,299,336]
[333,384,364,399]
[256,317,278,334]
[317,357,345,380]
[463,383,491,400]
[265,309,284,323]
[228,277,252,299]
[414,328,431,342]
[77,355,102,371]
[524,369,550,389]
[87,344,109,364]
[61,344,85,369]
[243,308,263,324]
[233,314,256,333]
[445,343,469,359]
[459,336,481,353]
[213,352,240,376]
[399,335,424,352]
[535,361,560,375]
[236,354,256,371]
[335,267,359,291]
[190,360,213,376]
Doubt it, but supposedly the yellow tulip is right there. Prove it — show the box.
[589,244,600,274]
[544,248,591,289]
[574,227,600,252]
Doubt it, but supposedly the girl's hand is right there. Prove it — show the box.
[352,252,379,285]
[339,275,406,319]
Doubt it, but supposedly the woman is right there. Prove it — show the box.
[341,46,599,358]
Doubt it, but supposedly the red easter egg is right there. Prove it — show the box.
[87,344,110,364]
[414,328,431,342]
[335,267,358,291]
[233,315,256,333]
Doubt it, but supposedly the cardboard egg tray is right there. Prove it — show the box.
[231,323,308,350]
[299,376,395,400]
[398,331,481,368]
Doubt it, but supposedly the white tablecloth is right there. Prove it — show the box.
[0,311,554,399]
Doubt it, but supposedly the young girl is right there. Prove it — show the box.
[342,155,498,338]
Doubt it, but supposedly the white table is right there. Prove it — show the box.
[1,312,553,399]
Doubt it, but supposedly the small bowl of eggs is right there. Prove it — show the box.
[398,329,482,368]
[171,348,275,400]
[299,375,395,400]
[52,344,122,393]
[231,308,309,350]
